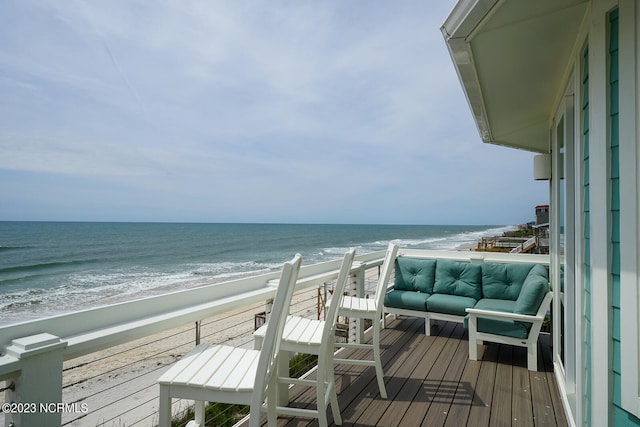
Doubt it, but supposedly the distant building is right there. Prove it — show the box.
[533,204,549,255]
[535,205,549,226]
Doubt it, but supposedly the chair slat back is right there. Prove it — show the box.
[252,254,302,408]
[322,249,356,345]
[373,243,399,313]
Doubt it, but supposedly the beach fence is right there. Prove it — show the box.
[0,251,386,427]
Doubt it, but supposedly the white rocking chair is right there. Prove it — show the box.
[253,249,355,427]
[157,254,302,427]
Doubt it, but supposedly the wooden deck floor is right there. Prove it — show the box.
[258,317,567,427]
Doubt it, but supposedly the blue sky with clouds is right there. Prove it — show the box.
[0,1,548,225]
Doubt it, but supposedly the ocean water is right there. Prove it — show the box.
[0,222,513,325]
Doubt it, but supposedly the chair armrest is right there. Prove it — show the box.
[465,308,544,323]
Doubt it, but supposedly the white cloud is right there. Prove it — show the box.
[0,0,548,224]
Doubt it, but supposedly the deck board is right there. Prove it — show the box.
[442,346,480,427]
[344,318,432,426]
[421,324,468,426]
[403,322,464,426]
[249,317,567,427]
[466,343,498,427]
[512,352,534,426]
[490,345,513,425]
[339,318,427,426]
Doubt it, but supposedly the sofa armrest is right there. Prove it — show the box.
[466,291,552,323]
[465,308,543,323]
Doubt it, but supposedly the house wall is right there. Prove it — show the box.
[580,43,592,427]
[607,9,629,425]
[571,2,640,425]
[609,5,640,426]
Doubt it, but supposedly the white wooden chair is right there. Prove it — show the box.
[334,243,398,399]
[253,249,355,427]
[157,254,302,427]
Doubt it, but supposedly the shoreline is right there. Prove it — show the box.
[1,239,486,327]
[1,223,513,324]
[0,270,274,327]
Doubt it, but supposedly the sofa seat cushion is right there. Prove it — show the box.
[434,259,482,300]
[474,298,517,312]
[384,290,430,311]
[464,298,529,339]
[426,293,477,316]
[394,258,436,293]
[481,263,539,301]
[463,299,516,328]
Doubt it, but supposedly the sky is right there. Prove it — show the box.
[0,0,548,226]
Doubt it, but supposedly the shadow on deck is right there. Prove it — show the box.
[254,317,567,427]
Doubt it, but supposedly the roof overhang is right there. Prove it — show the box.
[442,0,589,153]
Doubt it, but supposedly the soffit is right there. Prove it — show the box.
[444,0,589,153]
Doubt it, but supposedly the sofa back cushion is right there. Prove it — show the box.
[434,259,482,300]
[481,262,539,301]
[394,258,436,293]
[514,268,550,315]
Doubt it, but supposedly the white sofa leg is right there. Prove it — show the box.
[468,315,478,361]
[469,342,478,360]
[425,316,431,336]
[527,342,538,371]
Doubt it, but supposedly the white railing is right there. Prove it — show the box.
[0,249,549,426]
[397,248,549,265]
[0,251,385,427]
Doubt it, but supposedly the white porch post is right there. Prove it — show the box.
[588,1,617,424]
[4,333,67,427]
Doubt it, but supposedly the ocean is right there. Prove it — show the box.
[0,221,514,326]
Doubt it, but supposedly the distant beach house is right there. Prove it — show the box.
[443,1,640,425]
[535,205,550,226]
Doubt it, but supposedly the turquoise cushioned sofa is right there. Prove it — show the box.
[383,257,551,371]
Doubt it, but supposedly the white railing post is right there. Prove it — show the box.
[4,333,67,427]
[195,320,201,345]
[264,298,274,323]
[348,263,366,344]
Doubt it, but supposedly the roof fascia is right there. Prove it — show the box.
[441,0,502,40]
[441,0,503,144]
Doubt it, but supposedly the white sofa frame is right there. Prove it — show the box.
[466,291,553,371]
[383,306,465,336]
